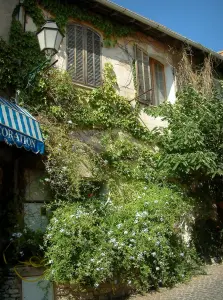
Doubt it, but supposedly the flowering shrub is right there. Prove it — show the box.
[44,183,200,291]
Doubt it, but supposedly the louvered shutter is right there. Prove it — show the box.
[86,29,101,86]
[75,25,84,83]
[67,25,76,81]
[67,25,84,84]
[135,46,151,103]
[67,25,101,86]
[94,33,101,86]
[86,29,94,86]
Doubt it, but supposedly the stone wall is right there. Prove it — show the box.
[0,268,21,300]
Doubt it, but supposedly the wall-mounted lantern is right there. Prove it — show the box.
[36,20,64,57]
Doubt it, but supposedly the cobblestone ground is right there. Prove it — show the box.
[131,264,223,300]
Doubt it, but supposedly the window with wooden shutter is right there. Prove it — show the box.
[135,46,151,103]
[150,58,166,105]
[67,24,101,87]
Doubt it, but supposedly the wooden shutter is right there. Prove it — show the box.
[135,46,151,103]
[75,25,84,83]
[67,25,76,81]
[86,29,101,86]
[94,33,101,86]
[67,25,101,87]
[67,25,84,84]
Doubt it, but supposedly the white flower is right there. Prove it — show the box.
[134,220,138,224]
[138,253,143,260]
[154,200,158,204]
[94,283,99,288]
[68,120,72,124]
[49,260,53,264]
[20,251,24,256]
[12,232,22,238]
[101,253,106,256]
[90,258,95,262]
[156,241,160,246]
[117,224,122,229]
[180,252,184,257]
[144,202,149,206]
[160,217,164,222]
[60,229,65,233]
[151,252,156,257]
[124,231,128,235]
[143,228,148,233]
[156,267,160,271]
[142,211,148,217]
[44,178,50,182]
[130,256,134,260]
[144,186,147,190]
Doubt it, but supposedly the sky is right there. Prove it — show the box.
[111,0,223,52]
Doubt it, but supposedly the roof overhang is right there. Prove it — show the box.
[61,0,223,63]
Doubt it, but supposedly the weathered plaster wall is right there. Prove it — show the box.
[25,11,177,129]
[0,0,19,41]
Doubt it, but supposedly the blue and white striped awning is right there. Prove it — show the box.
[0,97,44,154]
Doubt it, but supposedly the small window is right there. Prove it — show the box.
[135,46,166,105]
[135,46,151,103]
[150,58,166,105]
[67,24,101,87]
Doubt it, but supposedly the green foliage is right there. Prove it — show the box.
[22,0,45,28]
[0,19,45,93]
[146,85,223,188]
[44,126,103,201]
[6,227,44,264]
[20,64,156,201]
[44,183,200,290]
[101,132,158,181]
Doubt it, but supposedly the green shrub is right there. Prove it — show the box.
[44,183,200,291]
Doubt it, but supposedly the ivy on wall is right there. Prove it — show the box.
[0,18,45,95]
[23,0,134,41]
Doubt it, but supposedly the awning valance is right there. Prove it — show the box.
[0,97,44,154]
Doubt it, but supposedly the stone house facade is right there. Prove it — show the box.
[0,0,223,299]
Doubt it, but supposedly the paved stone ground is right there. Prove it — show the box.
[130,264,223,300]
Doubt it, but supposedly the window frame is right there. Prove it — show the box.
[150,58,167,106]
[66,23,102,88]
[134,45,152,104]
[135,46,167,105]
